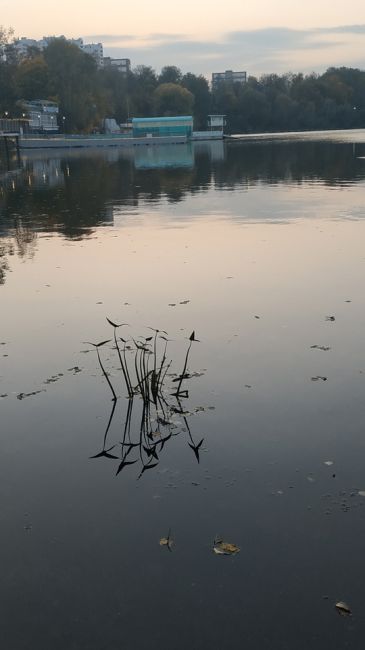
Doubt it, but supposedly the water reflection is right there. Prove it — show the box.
[1,132,365,284]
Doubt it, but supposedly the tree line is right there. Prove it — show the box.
[1,28,365,134]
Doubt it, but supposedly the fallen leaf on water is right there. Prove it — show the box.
[213,540,240,556]
[159,531,173,551]
[335,601,352,616]
[310,345,331,351]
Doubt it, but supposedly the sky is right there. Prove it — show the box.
[3,0,365,76]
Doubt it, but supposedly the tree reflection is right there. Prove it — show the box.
[1,137,365,284]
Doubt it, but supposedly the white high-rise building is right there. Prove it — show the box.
[13,36,104,68]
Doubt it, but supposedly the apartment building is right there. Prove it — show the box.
[212,70,247,89]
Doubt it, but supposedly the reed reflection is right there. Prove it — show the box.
[89,323,205,478]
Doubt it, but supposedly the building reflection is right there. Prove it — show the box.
[0,137,365,284]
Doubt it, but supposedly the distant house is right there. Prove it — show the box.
[132,116,193,138]
[103,57,131,75]
[212,70,247,90]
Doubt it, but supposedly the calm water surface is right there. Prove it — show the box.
[1,131,365,649]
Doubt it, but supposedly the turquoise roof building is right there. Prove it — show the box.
[132,116,193,139]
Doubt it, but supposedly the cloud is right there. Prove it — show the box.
[84,33,187,45]
[95,24,365,77]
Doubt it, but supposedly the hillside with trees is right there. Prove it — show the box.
[1,29,365,134]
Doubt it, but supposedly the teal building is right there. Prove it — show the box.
[132,116,193,138]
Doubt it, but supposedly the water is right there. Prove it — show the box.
[1,131,365,649]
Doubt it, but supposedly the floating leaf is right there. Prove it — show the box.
[159,532,173,551]
[310,345,331,351]
[213,541,240,556]
[335,601,352,616]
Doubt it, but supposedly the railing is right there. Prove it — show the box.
[0,119,29,134]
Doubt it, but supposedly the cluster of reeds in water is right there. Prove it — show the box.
[87,319,203,478]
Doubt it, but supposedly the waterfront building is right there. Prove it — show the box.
[19,100,59,133]
[132,116,193,138]
[212,70,247,89]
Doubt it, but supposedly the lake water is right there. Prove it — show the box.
[1,130,365,649]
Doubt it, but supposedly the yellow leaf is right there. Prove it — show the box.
[159,537,173,548]
[335,601,351,616]
[213,541,240,555]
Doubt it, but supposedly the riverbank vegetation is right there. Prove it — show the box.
[1,29,365,133]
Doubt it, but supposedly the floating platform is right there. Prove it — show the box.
[19,134,188,150]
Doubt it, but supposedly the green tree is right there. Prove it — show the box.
[153,83,194,116]
[159,66,182,85]
[15,55,50,100]
[182,73,211,129]
[44,38,102,132]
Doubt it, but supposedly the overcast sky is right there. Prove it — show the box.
[3,0,365,76]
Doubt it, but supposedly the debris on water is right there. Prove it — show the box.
[191,481,199,486]
[168,303,176,307]
[213,539,240,556]
[24,524,32,532]
[17,390,46,400]
[96,301,103,304]
[254,315,260,319]
[311,376,327,382]
[307,476,316,483]
[0,393,8,398]
[68,366,82,374]
[244,384,252,388]
[335,601,352,616]
[179,300,190,305]
[358,491,365,497]
[326,316,336,321]
[159,530,173,551]
[310,345,331,351]
[345,300,352,303]
[44,375,61,384]
[324,461,334,466]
